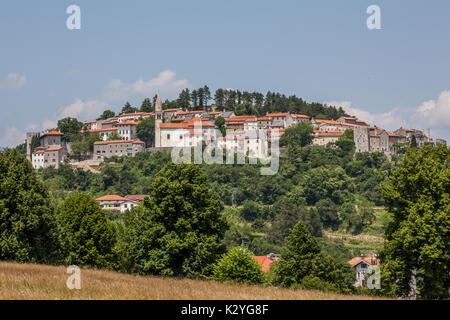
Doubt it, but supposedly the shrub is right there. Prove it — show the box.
[212,247,265,285]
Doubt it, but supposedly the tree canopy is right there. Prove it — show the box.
[0,150,60,264]
[116,163,228,278]
[381,143,449,299]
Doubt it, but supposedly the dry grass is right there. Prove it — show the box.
[0,262,384,300]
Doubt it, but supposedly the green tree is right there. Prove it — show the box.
[0,150,60,263]
[336,129,355,153]
[14,143,26,155]
[97,110,115,120]
[272,221,321,287]
[191,90,199,109]
[178,89,191,109]
[316,198,340,230]
[203,85,212,107]
[57,117,83,142]
[121,102,137,114]
[272,220,353,292]
[214,116,226,136]
[58,193,116,268]
[410,135,417,148]
[381,144,449,299]
[279,121,314,148]
[268,196,322,247]
[117,163,228,278]
[140,98,153,112]
[211,247,264,285]
[107,131,122,141]
[136,116,155,147]
[30,135,41,151]
[215,89,225,109]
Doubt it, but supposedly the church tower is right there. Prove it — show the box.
[155,94,163,148]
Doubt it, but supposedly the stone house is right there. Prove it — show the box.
[93,139,145,160]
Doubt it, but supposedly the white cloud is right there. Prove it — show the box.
[0,73,26,89]
[325,90,450,141]
[0,127,25,147]
[103,69,191,102]
[412,90,450,127]
[324,100,407,129]
[58,98,109,121]
[34,69,191,133]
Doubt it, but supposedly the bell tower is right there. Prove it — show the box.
[155,94,163,148]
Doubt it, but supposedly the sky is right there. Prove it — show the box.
[0,0,449,147]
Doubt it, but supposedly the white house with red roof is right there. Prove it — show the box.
[348,254,380,287]
[31,131,68,170]
[95,193,144,213]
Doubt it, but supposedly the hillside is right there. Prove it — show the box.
[0,262,383,300]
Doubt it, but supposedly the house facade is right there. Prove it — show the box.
[93,139,145,160]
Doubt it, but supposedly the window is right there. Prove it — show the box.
[167,134,170,140]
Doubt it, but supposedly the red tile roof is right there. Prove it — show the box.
[162,108,181,112]
[313,130,345,137]
[117,121,141,126]
[96,194,128,202]
[292,114,311,119]
[266,113,289,117]
[46,147,64,151]
[84,128,118,133]
[124,195,148,203]
[252,256,279,272]
[42,130,63,136]
[94,139,145,145]
[348,256,380,267]
[119,112,154,117]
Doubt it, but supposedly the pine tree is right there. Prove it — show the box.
[215,89,225,110]
[203,85,211,107]
[191,90,199,109]
[272,221,321,287]
[140,98,153,112]
[178,89,191,109]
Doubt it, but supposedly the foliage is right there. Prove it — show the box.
[336,129,355,153]
[107,131,122,141]
[97,110,115,120]
[57,117,83,142]
[381,144,449,299]
[58,193,116,268]
[279,121,314,148]
[271,221,322,287]
[140,98,153,112]
[0,150,60,264]
[70,132,101,156]
[121,102,137,114]
[136,116,155,147]
[272,220,354,293]
[116,163,228,278]
[211,247,265,285]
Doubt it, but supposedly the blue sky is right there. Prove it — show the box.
[1,0,449,146]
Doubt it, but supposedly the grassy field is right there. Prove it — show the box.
[0,262,385,300]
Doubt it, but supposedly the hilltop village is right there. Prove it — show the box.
[26,94,446,170]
